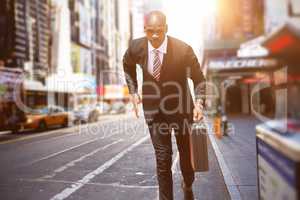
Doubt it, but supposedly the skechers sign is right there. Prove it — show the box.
[208,58,279,71]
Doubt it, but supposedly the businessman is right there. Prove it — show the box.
[123,11,205,200]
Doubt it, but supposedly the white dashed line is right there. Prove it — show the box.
[49,135,149,200]
[24,137,101,167]
[41,139,123,179]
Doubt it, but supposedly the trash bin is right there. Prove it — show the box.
[256,119,300,200]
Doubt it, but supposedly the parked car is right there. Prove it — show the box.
[110,101,126,114]
[22,105,70,131]
[73,105,94,124]
[95,101,111,114]
[87,102,112,122]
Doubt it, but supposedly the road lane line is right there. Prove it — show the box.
[0,114,134,145]
[49,135,150,200]
[20,178,159,189]
[19,118,136,147]
[24,138,101,167]
[22,120,140,167]
[0,128,76,145]
[172,152,179,173]
[40,139,123,179]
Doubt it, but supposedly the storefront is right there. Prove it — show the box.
[46,73,97,110]
[205,56,281,116]
[24,80,48,109]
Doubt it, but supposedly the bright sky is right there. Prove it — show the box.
[162,0,217,55]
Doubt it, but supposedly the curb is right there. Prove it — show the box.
[205,118,242,200]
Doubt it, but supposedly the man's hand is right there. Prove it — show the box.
[129,93,142,118]
[193,99,203,122]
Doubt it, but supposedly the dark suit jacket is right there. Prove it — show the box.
[123,36,205,123]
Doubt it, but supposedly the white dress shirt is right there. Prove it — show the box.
[147,36,168,75]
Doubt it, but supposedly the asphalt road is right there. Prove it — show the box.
[0,114,229,200]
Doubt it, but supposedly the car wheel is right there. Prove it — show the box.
[62,118,68,128]
[88,112,97,123]
[38,121,47,131]
[11,127,20,134]
[74,119,81,125]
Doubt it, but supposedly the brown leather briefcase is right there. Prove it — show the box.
[189,121,209,172]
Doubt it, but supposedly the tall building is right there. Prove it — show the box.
[114,0,131,85]
[203,0,264,41]
[49,0,132,104]
[264,0,300,34]
[50,0,72,74]
[96,0,131,86]
[0,0,50,82]
[130,0,145,39]
[69,0,94,76]
[0,0,51,109]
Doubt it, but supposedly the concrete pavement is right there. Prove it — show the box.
[207,114,260,200]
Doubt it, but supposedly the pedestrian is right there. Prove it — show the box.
[123,11,206,200]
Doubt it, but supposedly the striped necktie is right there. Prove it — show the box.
[152,49,161,81]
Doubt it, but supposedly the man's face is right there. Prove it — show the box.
[144,15,168,48]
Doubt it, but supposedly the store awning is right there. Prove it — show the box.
[46,73,96,94]
[24,80,46,91]
[262,22,300,58]
[237,36,269,58]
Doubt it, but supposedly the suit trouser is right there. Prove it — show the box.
[147,112,195,200]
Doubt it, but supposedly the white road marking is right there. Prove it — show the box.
[40,139,123,179]
[172,152,179,173]
[0,128,76,145]
[26,117,136,148]
[49,135,149,200]
[23,117,141,167]
[0,131,11,135]
[20,178,158,189]
[0,114,133,145]
[24,137,101,166]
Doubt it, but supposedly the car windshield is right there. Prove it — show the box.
[77,105,92,111]
[31,107,49,115]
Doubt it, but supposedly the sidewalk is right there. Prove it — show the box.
[105,112,231,199]
[207,114,260,200]
[175,137,230,200]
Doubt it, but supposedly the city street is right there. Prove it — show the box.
[0,114,229,200]
[1,0,299,199]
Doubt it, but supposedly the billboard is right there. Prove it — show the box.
[0,68,23,102]
[71,43,81,73]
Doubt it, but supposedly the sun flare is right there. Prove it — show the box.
[163,0,217,50]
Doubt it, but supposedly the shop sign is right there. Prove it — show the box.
[208,58,278,71]
[0,69,23,102]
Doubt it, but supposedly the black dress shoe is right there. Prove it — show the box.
[181,181,194,200]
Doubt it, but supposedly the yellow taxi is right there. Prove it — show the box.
[23,105,70,130]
